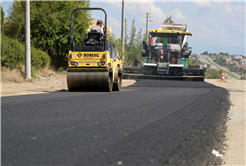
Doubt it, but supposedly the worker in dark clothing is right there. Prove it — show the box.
[133,59,141,67]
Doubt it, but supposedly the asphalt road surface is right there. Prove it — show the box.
[2,79,230,166]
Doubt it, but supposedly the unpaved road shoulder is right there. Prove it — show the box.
[205,79,245,165]
[1,73,136,97]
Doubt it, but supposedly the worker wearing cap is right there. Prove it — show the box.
[91,20,104,36]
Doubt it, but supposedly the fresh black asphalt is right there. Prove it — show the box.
[1,79,230,165]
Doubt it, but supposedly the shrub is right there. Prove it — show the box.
[1,6,4,32]
[1,35,51,70]
[31,66,37,78]
[58,67,65,72]
[205,69,222,79]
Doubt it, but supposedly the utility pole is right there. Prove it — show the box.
[146,13,149,44]
[25,0,31,79]
[121,0,125,63]
[146,13,153,44]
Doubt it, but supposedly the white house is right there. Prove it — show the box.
[233,55,242,59]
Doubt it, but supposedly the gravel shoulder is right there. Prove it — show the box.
[205,79,246,165]
[1,73,136,97]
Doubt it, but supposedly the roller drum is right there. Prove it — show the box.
[67,71,113,91]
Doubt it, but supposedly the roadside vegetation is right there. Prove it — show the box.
[203,57,213,65]
[1,35,50,71]
[4,1,91,69]
[205,68,222,79]
[1,1,149,81]
[0,3,4,33]
[188,55,222,79]
[215,59,245,76]
[201,51,245,78]
[201,54,241,80]
[216,65,240,80]
[3,1,242,82]
[108,19,146,65]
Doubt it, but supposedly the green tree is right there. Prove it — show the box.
[107,33,123,59]
[109,19,144,65]
[127,19,137,63]
[5,1,91,68]
[134,28,143,62]
[142,32,147,43]
[163,16,174,24]
[1,5,4,32]
[201,51,208,55]
[124,18,129,60]
[206,69,222,79]
[219,52,229,56]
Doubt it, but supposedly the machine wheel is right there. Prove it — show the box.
[201,74,205,81]
[106,72,113,92]
[113,72,122,91]
[67,71,113,92]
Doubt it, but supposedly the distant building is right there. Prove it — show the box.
[225,57,232,62]
[232,60,239,65]
[241,59,246,65]
[222,56,231,60]
[241,65,246,69]
[233,55,242,59]
[189,57,195,61]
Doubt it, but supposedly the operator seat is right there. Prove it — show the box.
[86,32,102,46]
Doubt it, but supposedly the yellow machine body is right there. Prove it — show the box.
[68,50,122,80]
[67,7,123,92]
[68,51,121,68]
[67,49,123,92]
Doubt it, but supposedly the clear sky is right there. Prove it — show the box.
[1,0,245,56]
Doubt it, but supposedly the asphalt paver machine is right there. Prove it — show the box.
[124,24,206,81]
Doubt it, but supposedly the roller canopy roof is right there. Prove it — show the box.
[149,30,192,37]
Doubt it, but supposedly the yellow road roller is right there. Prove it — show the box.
[67,8,123,92]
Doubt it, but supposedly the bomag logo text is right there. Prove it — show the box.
[84,53,99,57]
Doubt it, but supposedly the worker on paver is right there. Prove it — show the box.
[161,35,168,62]
[133,59,141,67]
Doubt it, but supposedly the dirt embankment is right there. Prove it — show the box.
[1,71,136,97]
[205,79,245,165]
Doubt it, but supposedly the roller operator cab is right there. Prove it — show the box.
[67,8,123,91]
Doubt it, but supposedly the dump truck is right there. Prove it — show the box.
[67,8,123,91]
[124,23,206,81]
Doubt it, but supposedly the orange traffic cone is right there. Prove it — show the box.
[221,71,225,81]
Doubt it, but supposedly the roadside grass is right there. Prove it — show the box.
[1,66,58,83]
[203,56,240,80]
[204,57,214,65]
[216,66,240,80]
[205,68,221,79]
[1,67,26,83]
